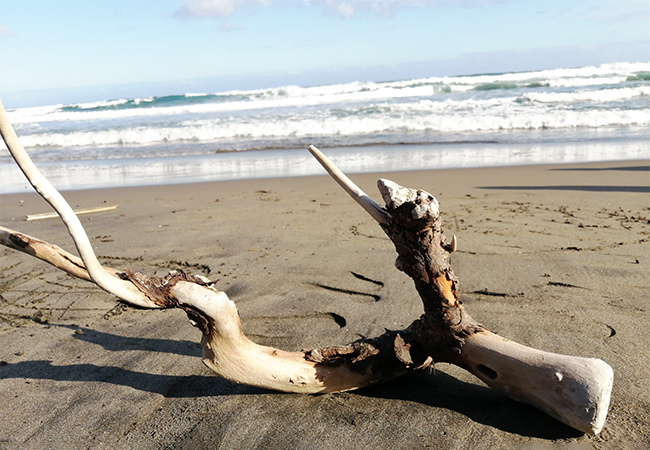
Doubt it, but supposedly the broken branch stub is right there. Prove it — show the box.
[307,145,389,224]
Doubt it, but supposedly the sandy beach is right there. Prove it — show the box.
[0,159,648,449]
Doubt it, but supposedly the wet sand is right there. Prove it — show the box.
[1,159,649,449]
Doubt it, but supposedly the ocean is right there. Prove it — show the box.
[1,62,649,193]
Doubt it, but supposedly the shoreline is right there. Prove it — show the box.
[1,138,648,193]
[1,159,649,449]
[1,158,648,207]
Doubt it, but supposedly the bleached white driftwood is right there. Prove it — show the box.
[0,222,407,394]
[458,331,613,434]
[0,225,117,282]
[170,280,406,393]
[308,145,388,224]
[0,103,613,435]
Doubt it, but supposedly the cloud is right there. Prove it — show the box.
[0,24,13,38]
[174,0,235,18]
[304,0,510,19]
[174,0,508,20]
[335,2,355,19]
[173,0,268,19]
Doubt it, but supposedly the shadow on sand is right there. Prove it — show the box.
[478,185,648,193]
[0,326,583,440]
[550,165,649,172]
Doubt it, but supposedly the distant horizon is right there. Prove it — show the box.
[3,45,648,109]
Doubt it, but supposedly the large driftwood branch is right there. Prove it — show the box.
[0,103,612,434]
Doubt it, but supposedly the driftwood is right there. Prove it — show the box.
[0,100,612,434]
[25,205,118,221]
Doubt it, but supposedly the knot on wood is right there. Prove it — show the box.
[378,179,439,219]
[9,232,30,249]
[303,342,380,366]
[119,269,214,334]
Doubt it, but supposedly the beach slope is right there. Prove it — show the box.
[0,160,648,449]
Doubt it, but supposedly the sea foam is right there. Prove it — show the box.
[1,61,648,167]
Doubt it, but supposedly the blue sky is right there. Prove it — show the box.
[0,0,648,107]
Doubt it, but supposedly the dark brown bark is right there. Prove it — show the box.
[303,180,484,377]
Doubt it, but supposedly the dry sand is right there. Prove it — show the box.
[0,159,648,449]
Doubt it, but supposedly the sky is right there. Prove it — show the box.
[0,0,648,107]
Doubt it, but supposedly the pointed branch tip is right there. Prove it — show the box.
[308,145,389,225]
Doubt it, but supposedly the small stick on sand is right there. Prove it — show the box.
[26,205,118,222]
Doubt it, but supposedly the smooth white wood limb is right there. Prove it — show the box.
[170,281,401,393]
[0,225,163,308]
[458,331,613,434]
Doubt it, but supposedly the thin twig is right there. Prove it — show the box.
[308,145,389,225]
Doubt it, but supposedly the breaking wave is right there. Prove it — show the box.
[2,61,649,161]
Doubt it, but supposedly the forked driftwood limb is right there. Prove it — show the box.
[0,102,612,434]
[307,146,613,434]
